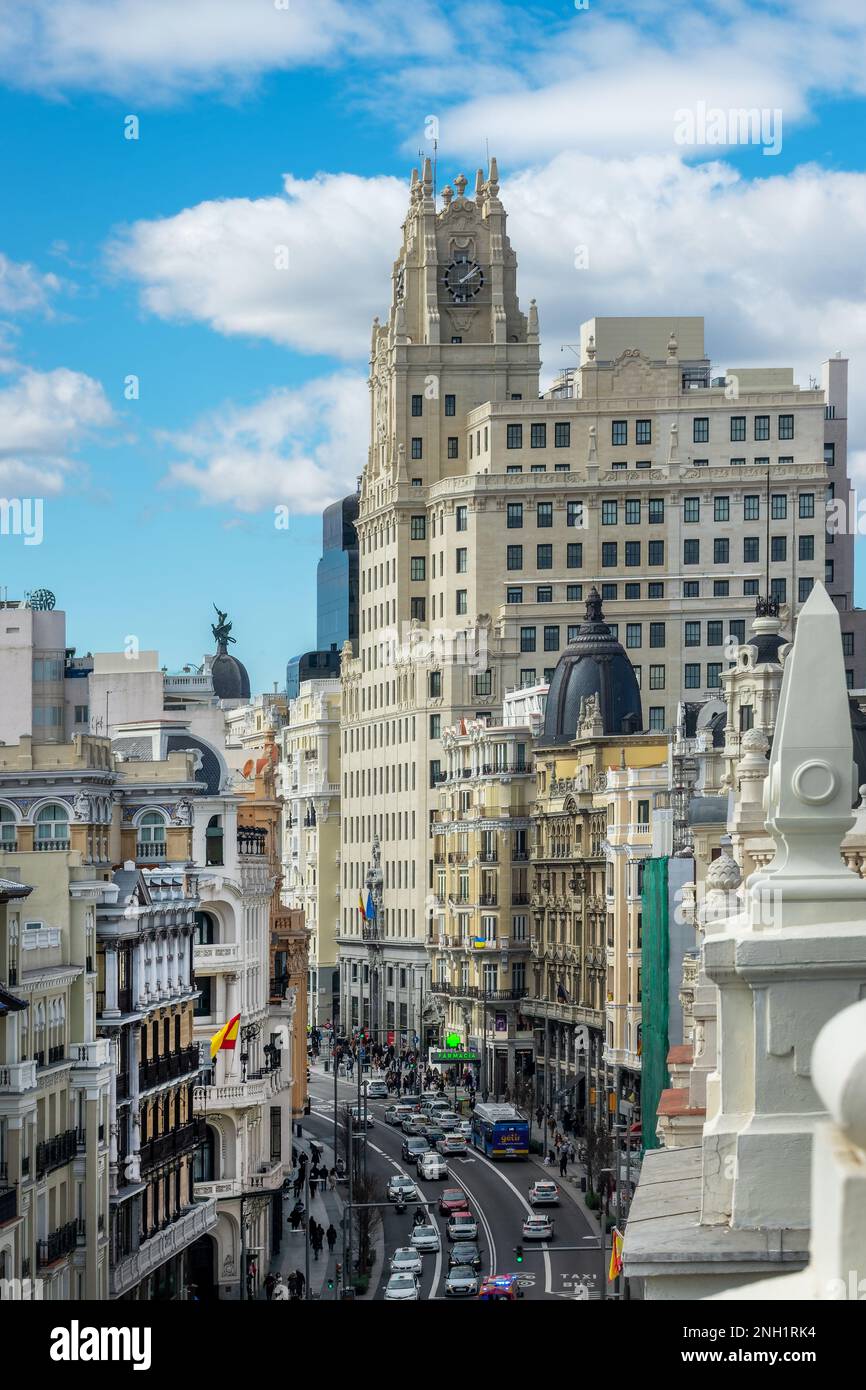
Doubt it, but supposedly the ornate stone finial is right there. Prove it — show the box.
[668,420,679,464]
[587,423,597,460]
[751,582,866,928]
[756,594,780,618]
[212,605,236,652]
[453,172,468,197]
[812,998,866,1151]
[586,333,596,362]
[741,726,770,758]
[528,299,539,338]
[667,327,678,358]
[441,184,453,207]
[585,586,603,624]
[422,157,433,194]
[475,168,484,202]
[487,155,499,196]
[410,166,419,189]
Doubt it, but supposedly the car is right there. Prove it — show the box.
[384,1104,414,1126]
[366,1080,388,1099]
[437,1134,467,1156]
[402,1136,431,1164]
[528,1180,560,1206]
[447,1211,478,1242]
[423,1126,446,1146]
[445,1264,479,1298]
[448,1241,482,1272]
[422,1097,451,1114]
[418,1152,448,1181]
[348,1105,374,1129]
[436,1112,461,1132]
[401,1093,423,1109]
[478,1273,523,1301]
[387,1175,418,1203]
[523,1214,554,1241]
[456,1120,472,1139]
[439,1187,469,1216]
[402,1115,428,1135]
[384,1271,420,1301]
[411,1224,441,1253]
[390,1246,423,1275]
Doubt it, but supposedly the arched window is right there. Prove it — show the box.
[193,911,216,946]
[35,802,69,847]
[0,805,16,846]
[205,815,224,867]
[137,812,166,858]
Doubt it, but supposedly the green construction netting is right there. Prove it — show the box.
[640,856,670,1152]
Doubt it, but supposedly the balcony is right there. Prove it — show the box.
[110,1196,217,1299]
[0,1186,16,1225]
[136,841,166,860]
[237,827,267,857]
[71,1039,111,1068]
[478,851,498,864]
[511,893,530,905]
[139,1117,207,1171]
[138,1045,202,1093]
[194,941,240,971]
[36,1128,78,1178]
[33,838,70,852]
[0,1060,37,1093]
[479,894,498,907]
[193,1075,272,1111]
[37,1220,78,1268]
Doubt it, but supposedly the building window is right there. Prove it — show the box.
[602,585,618,602]
[625,499,641,525]
[567,585,583,602]
[730,416,746,441]
[625,540,640,567]
[530,464,546,474]
[520,669,536,687]
[771,494,788,520]
[507,545,523,570]
[635,419,651,445]
[430,714,441,739]
[713,580,729,597]
[520,627,536,652]
[456,590,467,615]
[648,498,664,524]
[743,495,760,521]
[555,422,571,447]
[637,799,650,825]
[456,505,467,532]
[648,707,665,731]
[683,581,699,598]
[771,577,787,603]
[444,394,456,416]
[507,424,523,449]
[826,560,834,584]
[626,623,642,649]
[799,493,815,518]
[714,538,729,564]
[729,619,746,645]
[566,542,583,569]
[35,802,70,846]
[693,417,709,443]
[411,394,423,417]
[714,496,730,522]
[602,500,618,526]
[648,581,664,598]
[744,536,759,563]
[507,502,523,528]
[410,515,426,540]
[683,539,700,565]
[537,502,553,527]
[744,578,759,596]
[537,544,553,569]
[842,631,855,656]
[430,760,442,787]
[649,622,665,648]
[707,620,723,646]
[411,597,426,621]
[455,547,468,573]
[536,585,553,603]
[612,420,627,446]
[74,704,89,724]
[683,497,700,523]
[825,442,835,468]
[567,500,584,528]
[707,663,722,689]
[543,625,560,652]
[474,670,492,696]
[410,556,425,581]
[798,576,814,603]
[798,533,814,565]
[601,542,617,567]
[684,664,700,689]
[778,414,794,440]
[730,458,746,467]
[447,436,459,459]
[411,437,422,459]
[506,586,522,603]
[685,621,700,647]
[771,535,787,562]
[531,423,547,449]
[645,539,663,567]
[429,671,441,697]
[625,582,640,600]
[755,415,770,441]
[649,664,664,689]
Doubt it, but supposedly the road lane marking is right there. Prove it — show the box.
[445,1165,498,1277]
[470,1153,553,1293]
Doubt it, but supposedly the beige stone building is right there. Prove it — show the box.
[338,157,862,1040]
[427,717,535,1092]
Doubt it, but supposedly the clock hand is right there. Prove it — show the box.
[458,265,480,285]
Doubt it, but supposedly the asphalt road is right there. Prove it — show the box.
[306,1064,605,1301]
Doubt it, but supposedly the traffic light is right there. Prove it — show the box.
[327,1275,335,1290]
[514,1244,524,1264]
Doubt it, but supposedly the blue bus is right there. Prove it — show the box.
[470,1103,529,1159]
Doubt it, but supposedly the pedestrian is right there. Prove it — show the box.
[559,1150,568,1177]
[287,1271,298,1299]
[293,1174,303,1200]
[536,1106,544,1128]
[568,1140,576,1165]
[265,1271,277,1301]
[327,1167,337,1192]
[311,1227,323,1261]
[326,1223,337,1253]
[272,1274,288,1301]
[309,1171,318,1199]
[295,1269,306,1299]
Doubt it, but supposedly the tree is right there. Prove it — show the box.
[584,1121,613,1197]
[351,1171,385,1277]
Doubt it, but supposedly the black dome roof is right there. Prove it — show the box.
[540,587,642,744]
[212,651,251,701]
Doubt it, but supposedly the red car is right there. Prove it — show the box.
[439,1187,470,1216]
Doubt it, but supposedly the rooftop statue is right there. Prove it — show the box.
[212,605,236,650]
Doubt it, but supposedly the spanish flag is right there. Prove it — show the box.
[210,1013,241,1059]
[608,1227,623,1282]
[358,890,367,920]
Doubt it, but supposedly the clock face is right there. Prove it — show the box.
[443,255,484,304]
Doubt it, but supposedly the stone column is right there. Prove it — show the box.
[104,945,119,1017]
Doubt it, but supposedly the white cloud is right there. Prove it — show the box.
[161,371,367,514]
[0,251,61,314]
[0,0,451,100]
[0,367,114,493]
[108,172,406,359]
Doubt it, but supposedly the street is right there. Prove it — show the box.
[305,1063,605,1301]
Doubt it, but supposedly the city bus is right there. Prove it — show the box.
[470,1103,529,1159]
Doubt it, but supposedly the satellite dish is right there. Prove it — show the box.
[242,759,254,779]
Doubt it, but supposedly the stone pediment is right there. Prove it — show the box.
[610,348,657,395]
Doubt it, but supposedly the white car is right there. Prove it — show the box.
[366,1080,389,1099]
[528,1180,560,1206]
[445,1265,479,1298]
[446,1211,478,1242]
[436,1112,461,1132]
[456,1120,472,1140]
[411,1224,441,1253]
[390,1246,423,1275]
[418,1153,448,1181]
[421,1098,451,1115]
[385,1105,414,1126]
[384,1271,420,1301]
[437,1134,467,1157]
[523,1214,554,1241]
[348,1105,374,1129]
[387,1175,418,1203]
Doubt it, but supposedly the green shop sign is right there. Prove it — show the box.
[431,1050,480,1064]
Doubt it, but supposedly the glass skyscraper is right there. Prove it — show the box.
[286,492,358,699]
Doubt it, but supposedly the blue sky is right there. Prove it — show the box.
[1,0,866,690]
